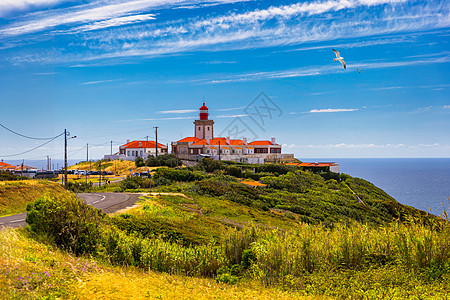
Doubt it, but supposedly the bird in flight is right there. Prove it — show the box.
[357,68,364,73]
[332,49,346,69]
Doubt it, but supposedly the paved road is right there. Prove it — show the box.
[0,193,142,229]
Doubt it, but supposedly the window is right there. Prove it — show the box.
[207,127,210,131]
[127,151,130,156]
[198,127,201,131]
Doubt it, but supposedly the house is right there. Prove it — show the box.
[171,103,294,163]
[118,140,168,160]
[104,140,168,161]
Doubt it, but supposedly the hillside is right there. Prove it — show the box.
[0,181,69,217]
[69,159,157,176]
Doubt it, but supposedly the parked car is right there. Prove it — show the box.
[35,171,58,179]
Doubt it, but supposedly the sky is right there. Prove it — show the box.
[0,0,449,163]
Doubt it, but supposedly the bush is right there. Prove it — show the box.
[146,154,181,167]
[153,168,205,182]
[195,158,224,173]
[135,156,145,167]
[25,193,105,255]
[120,175,151,190]
[0,171,27,181]
[67,181,93,192]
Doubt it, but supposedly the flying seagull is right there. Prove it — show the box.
[332,49,346,69]
[357,68,363,73]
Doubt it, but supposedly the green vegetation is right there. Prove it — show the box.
[2,159,449,298]
[0,171,28,181]
[0,181,69,217]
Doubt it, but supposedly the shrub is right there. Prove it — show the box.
[153,168,204,182]
[135,156,145,167]
[195,158,224,173]
[120,175,151,190]
[145,154,181,167]
[25,193,105,255]
[225,166,242,178]
[0,171,27,181]
[68,181,93,192]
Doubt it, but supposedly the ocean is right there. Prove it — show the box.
[5,158,450,216]
[304,158,450,216]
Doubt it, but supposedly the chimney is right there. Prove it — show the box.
[206,138,210,145]
[127,139,130,143]
[271,137,276,145]
[243,137,247,145]
[226,136,230,145]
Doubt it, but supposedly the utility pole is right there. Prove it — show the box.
[86,143,89,184]
[21,159,24,180]
[146,136,149,141]
[64,130,76,189]
[99,160,102,187]
[111,141,113,155]
[64,129,68,189]
[154,126,159,157]
[47,156,49,170]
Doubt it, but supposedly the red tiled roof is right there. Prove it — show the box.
[191,137,227,146]
[249,140,278,146]
[0,162,11,167]
[122,140,166,149]
[229,139,244,145]
[177,137,201,143]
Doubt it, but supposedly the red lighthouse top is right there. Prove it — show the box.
[199,102,209,120]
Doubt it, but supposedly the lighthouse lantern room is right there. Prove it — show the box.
[194,103,214,139]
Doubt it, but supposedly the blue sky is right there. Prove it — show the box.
[0,0,449,162]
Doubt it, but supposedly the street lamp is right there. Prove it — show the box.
[64,129,77,189]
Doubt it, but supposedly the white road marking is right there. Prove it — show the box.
[92,201,99,204]
[93,194,106,202]
[10,219,25,223]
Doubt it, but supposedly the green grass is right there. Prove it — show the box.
[0,181,70,217]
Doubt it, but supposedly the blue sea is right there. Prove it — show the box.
[304,158,450,216]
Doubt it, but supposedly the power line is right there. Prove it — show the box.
[0,132,64,158]
[0,123,61,140]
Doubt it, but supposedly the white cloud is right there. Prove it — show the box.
[0,0,67,17]
[309,108,359,113]
[1,0,449,65]
[215,114,249,118]
[74,14,156,32]
[118,116,196,122]
[158,109,196,114]
[82,79,122,85]
[178,53,450,84]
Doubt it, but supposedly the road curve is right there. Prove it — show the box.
[0,193,143,229]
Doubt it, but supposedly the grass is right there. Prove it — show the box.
[0,228,314,300]
[0,181,69,217]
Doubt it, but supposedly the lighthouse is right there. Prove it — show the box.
[194,103,214,139]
